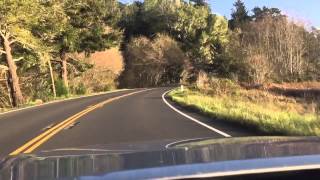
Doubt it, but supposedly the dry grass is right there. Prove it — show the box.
[68,48,123,94]
[89,48,124,75]
[72,47,124,75]
[265,82,320,90]
[168,81,320,136]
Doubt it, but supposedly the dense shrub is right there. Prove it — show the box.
[55,79,69,97]
[119,34,186,88]
[70,67,117,94]
[73,83,87,95]
[0,85,11,109]
[196,71,240,95]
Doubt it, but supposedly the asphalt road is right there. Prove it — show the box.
[0,88,257,159]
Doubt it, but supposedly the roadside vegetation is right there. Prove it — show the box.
[169,79,320,136]
[0,0,122,111]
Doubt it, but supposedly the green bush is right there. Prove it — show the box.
[73,83,87,95]
[55,79,69,97]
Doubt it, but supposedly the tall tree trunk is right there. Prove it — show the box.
[2,37,24,107]
[60,51,68,89]
[48,60,56,98]
[4,71,13,107]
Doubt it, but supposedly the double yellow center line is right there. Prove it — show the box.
[10,89,150,156]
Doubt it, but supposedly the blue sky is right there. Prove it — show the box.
[120,0,320,27]
[211,0,319,27]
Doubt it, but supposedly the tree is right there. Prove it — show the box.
[0,0,45,106]
[190,0,208,6]
[305,28,320,80]
[56,0,122,90]
[120,0,229,80]
[32,1,70,98]
[173,3,209,46]
[252,6,283,21]
[119,1,147,41]
[143,0,179,36]
[229,0,251,30]
[198,15,229,64]
[119,0,180,40]
[226,13,309,83]
[172,3,228,66]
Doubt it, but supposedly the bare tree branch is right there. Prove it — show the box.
[0,48,6,54]
[67,54,80,62]
[0,31,6,39]
[9,39,17,45]
[13,57,24,62]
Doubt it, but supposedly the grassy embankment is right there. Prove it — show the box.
[168,80,320,136]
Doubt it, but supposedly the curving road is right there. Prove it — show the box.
[0,88,257,159]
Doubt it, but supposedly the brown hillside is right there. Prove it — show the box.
[73,47,124,75]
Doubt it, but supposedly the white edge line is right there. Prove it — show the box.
[0,89,132,116]
[162,90,232,138]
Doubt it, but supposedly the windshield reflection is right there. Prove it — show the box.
[1,137,320,180]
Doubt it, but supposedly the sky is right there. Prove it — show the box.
[210,0,320,28]
[120,0,320,28]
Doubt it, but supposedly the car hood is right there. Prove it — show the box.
[2,136,320,179]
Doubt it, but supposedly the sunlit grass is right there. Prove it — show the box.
[168,88,320,136]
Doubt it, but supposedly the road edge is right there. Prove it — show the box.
[0,89,132,116]
[162,89,232,138]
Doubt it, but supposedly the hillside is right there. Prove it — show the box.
[73,47,124,75]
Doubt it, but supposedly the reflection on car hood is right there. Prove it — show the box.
[1,136,320,179]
